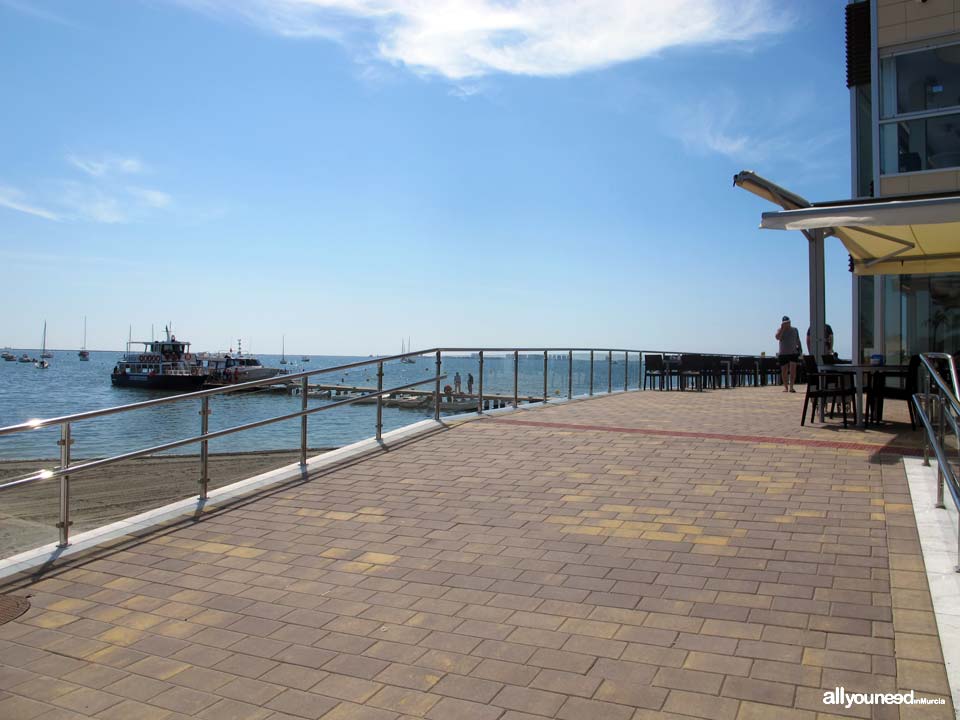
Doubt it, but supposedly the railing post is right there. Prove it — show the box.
[937,393,946,509]
[435,351,442,420]
[478,351,484,414]
[543,351,548,404]
[57,423,72,547]
[299,377,308,465]
[513,350,519,408]
[199,397,210,499]
[567,350,573,399]
[924,370,932,467]
[589,351,594,395]
[608,350,612,394]
[624,351,629,392]
[376,362,384,441]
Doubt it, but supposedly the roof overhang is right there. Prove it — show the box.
[734,171,960,275]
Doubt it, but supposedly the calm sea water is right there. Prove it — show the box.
[0,349,641,461]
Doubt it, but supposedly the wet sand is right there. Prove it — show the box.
[0,449,331,558]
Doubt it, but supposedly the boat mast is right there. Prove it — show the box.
[41,321,46,354]
[82,316,87,350]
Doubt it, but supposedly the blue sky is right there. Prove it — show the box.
[0,0,854,357]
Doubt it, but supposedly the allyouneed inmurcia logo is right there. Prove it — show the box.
[823,687,946,709]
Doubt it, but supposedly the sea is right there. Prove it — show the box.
[0,349,641,462]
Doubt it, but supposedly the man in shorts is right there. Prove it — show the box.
[776,315,802,392]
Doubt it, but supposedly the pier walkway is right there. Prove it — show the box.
[0,387,952,719]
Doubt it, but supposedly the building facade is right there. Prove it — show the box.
[849,0,960,362]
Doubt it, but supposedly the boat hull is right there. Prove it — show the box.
[111,373,206,391]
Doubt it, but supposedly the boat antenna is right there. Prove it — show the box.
[238,338,242,356]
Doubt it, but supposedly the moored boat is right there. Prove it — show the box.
[79,317,90,360]
[200,340,282,386]
[111,327,205,390]
[1,349,15,361]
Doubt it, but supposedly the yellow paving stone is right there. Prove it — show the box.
[356,506,387,515]
[621,521,662,531]
[197,542,234,554]
[690,535,729,545]
[46,599,95,614]
[226,547,266,558]
[600,504,636,513]
[560,525,605,535]
[642,531,686,542]
[545,516,581,525]
[320,547,356,559]
[356,553,399,565]
[561,495,593,502]
[324,511,357,520]
[336,562,374,574]
[97,626,148,647]
[26,612,80,629]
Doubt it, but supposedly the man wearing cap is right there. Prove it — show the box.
[775,316,802,393]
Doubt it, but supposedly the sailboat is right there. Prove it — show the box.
[400,337,416,363]
[78,317,90,360]
[280,335,288,365]
[36,322,50,369]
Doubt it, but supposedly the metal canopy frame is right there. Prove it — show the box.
[733,171,827,364]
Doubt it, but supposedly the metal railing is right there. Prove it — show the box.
[914,352,960,571]
[0,346,761,551]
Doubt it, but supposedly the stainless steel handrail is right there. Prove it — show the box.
[0,345,764,550]
[913,352,960,572]
[0,374,445,493]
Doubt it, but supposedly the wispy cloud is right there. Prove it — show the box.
[0,186,61,221]
[662,89,845,175]
[172,0,792,80]
[0,154,173,224]
[0,0,74,26]
[66,153,145,178]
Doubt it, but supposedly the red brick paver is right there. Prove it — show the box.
[0,387,951,719]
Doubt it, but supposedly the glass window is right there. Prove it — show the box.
[880,112,960,174]
[881,45,960,118]
[879,273,960,363]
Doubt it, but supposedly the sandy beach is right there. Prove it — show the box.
[0,448,329,558]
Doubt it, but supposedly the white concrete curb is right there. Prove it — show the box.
[903,457,960,714]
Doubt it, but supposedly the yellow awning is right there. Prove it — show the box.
[734,172,960,275]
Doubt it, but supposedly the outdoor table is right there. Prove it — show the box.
[820,363,908,428]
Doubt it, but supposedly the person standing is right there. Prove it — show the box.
[776,315,802,393]
[806,324,835,359]
[467,373,474,395]
[454,371,462,394]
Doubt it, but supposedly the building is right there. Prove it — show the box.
[848,0,960,363]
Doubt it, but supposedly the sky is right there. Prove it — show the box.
[0,0,855,357]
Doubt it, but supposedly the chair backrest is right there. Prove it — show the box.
[645,354,664,372]
[802,354,818,374]
[680,354,703,371]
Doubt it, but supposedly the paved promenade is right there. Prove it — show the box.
[0,387,952,719]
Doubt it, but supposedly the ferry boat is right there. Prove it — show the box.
[200,340,282,386]
[111,328,205,390]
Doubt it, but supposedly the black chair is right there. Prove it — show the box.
[734,356,758,387]
[867,355,919,429]
[703,355,723,390]
[760,356,780,386]
[679,354,704,391]
[801,355,855,427]
[663,355,681,390]
[643,354,665,390]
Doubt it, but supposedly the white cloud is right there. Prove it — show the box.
[662,90,846,174]
[173,0,791,80]
[0,156,173,224]
[67,153,145,178]
[0,185,61,221]
[128,187,173,209]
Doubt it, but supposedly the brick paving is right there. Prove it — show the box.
[0,386,952,719]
